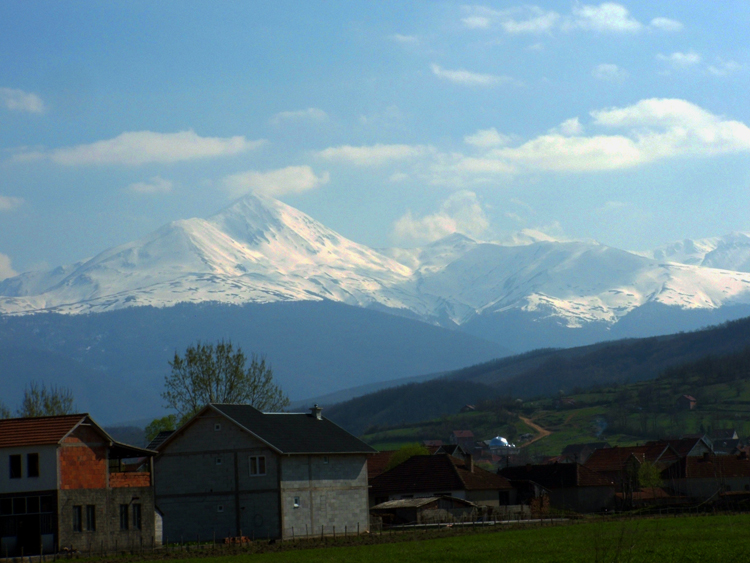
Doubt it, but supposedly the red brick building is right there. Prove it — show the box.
[0,414,157,556]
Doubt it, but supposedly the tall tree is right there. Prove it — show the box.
[162,340,289,419]
[17,382,75,417]
[0,401,10,419]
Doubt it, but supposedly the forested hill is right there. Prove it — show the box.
[325,316,750,435]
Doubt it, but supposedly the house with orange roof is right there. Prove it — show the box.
[0,414,157,556]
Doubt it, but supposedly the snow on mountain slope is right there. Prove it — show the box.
[646,233,750,272]
[3,193,750,331]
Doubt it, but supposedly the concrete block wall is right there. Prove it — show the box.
[280,455,369,538]
[57,487,157,552]
[154,412,281,541]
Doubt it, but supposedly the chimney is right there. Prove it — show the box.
[464,451,474,473]
[310,404,323,420]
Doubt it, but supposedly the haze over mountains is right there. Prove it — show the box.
[3,193,750,424]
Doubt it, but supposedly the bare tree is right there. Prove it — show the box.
[17,382,75,417]
[162,340,289,419]
[0,401,11,419]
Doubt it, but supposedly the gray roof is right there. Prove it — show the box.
[371,497,476,510]
[210,403,377,455]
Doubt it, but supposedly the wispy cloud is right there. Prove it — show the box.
[708,59,742,77]
[0,195,24,211]
[0,252,17,281]
[392,191,490,245]
[431,64,519,86]
[462,3,681,36]
[223,165,329,198]
[390,34,420,44]
[464,128,512,148]
[0,87,45,113]
[649,17,683,32]
[317,143,432,166]
[270,108,328,125]
[126,176,173,194]
[657,51,702,69]
[592,63,629,82]
[15,130,265,166]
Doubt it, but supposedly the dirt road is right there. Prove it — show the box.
[519,416,552,447]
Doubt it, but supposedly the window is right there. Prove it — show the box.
[27,453,39,478]
[293,496,300,509]
[132,504,142,530]
[215,457,222,465]
[322,456,329,464]
[214,423,222,431]
[72,506,82,532]
[13,498,26,514]
[9,455,21,479]
[217,505,224,513]
[249,456,266,476]
[119,505,129,530]
[26,497,40,514]
[85,505,96,531]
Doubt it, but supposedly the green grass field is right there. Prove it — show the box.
[138,515,750,563]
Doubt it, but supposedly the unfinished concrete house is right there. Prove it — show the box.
[153,403,375,541]
[0,414,158,557]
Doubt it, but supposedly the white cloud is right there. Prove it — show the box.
[392,191,490,244]
[270,108,328,125]
[0,88,45,113]
[19,130,265,166]
[657,51,702,68]
[430,64,518,86]
[0,252,17,281]
[464,128,511,148]
[0,195,24,211]
[649,17,683,32]
[551,117,584,136]
[708,59,742,77]
[463,4,678,36]
[568,3,643,33]
[592,63,629,82]
[493,98,750,172]
[390,34,419,44]
[462,16,491,29]
[501,8,560,34]
[223,165,329,198]
[127,176,173,194]
[317,143,431,166]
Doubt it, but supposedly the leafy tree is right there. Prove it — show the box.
[385,443,429,471]
[162,340,289,419]
[638,461,663,492]
[144,414,178,443]
[17,382,75,417]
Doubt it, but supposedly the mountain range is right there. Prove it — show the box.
[4,192,750,340]
[4,193,750,424]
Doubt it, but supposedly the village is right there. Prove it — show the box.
[2,397,749,559]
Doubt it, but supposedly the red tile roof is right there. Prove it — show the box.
[452,431,474,438]
[367,451,396,479]
[370,454,512,496]
[584,444,679,473]
[0,414,87,448]
[501,463,614,488]
[665,454,750,479]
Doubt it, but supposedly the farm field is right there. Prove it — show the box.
[129,514,750,563]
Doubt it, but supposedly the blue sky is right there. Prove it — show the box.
[2,1,749,276]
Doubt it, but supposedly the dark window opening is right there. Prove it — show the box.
[119,505,129,530]
[499,491,511,506]
[12,497,26,515]
[26,496,40,514]
[0,499,11,516]
[85,505,96,531]
[249,456,266,476]
[132,504,142,530]
[9,455,21,479]
[27,453,39,477]
[73,506,82,532]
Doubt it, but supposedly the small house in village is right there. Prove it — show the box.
[676,395,697,411]
[369,453,515,508]
[0,414,158,556]
[153,403,375,541]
